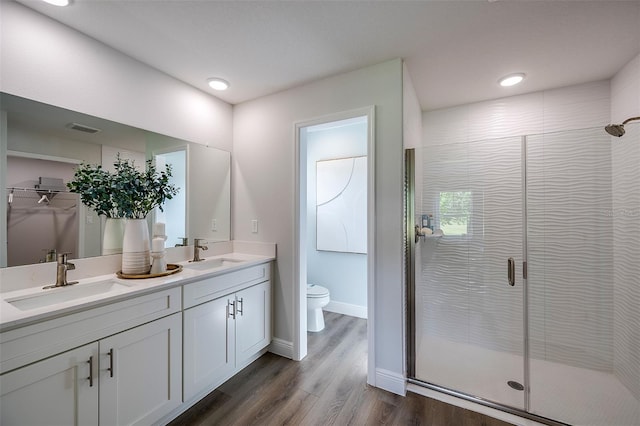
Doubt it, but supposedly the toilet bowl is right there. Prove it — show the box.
[307,284,330,332]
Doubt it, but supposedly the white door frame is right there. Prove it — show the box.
[293,106,376,385]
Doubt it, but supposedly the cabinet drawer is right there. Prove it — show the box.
[0,287,181,374]
[183,263,271,309]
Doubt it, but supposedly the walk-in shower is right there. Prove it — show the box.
[406,123,639,426]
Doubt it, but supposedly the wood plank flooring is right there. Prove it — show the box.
[169,312,514,426]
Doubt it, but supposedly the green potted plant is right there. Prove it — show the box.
[109,155,179,219]
[68,155,179,272]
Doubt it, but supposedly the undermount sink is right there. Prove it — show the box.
[184,257,244,271]
[5,279,133,311]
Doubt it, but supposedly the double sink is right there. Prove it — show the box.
[3,257,245,313]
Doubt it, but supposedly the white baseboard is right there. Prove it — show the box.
[375,368,406,396]
[268,337,293,359]
[325,301,367,319]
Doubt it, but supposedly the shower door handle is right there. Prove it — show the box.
[507,257,516,286]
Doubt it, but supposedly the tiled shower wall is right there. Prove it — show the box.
[611,55,640,401]
[420,79,638,378]
[612,124,640,400]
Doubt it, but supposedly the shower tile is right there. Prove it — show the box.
[467,93,543,141]
[422,106,468,146]
[612,124,640,400]
[542,80,610,133]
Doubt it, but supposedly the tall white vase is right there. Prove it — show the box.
[121,218,150,274]
[102,218,125,255]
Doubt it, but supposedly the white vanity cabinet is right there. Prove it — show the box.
[0,342,98,426]
[183,263,271,402]
[0,288,182,426]
[0,258,274,425]
[235,281,271,367]
[99,312,182,426]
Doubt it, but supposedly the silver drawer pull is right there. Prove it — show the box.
[107,348,114,377]
[507,257,515,286]
[87,356,94,387]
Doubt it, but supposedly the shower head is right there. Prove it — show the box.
[605,116,640,137]
[605,124,626,137]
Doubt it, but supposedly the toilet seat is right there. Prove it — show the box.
[307,284,329,298]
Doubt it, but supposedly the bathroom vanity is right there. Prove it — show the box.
[0,250,273,426]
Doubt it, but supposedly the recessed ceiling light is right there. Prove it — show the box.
[207,78,229,91]
[499,73,525,87]
[42,0,70,6]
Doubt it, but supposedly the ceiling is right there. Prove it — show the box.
[17,0,640,111]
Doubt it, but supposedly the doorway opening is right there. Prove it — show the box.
[294,108,375,385]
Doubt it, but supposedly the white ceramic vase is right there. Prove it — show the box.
[121,218,151,274]
[102,218,125,255]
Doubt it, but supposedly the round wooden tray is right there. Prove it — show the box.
[116,263,183,279]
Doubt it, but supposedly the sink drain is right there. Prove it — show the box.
[507,380,524,391]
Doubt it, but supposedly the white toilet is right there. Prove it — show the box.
[307,283,330,332]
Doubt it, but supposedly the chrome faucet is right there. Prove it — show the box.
[43,253,78,289]
[175,237,189,247]
[191,238,208,262]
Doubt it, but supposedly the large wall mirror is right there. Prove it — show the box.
[0,93,231,268]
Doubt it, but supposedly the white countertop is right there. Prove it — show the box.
[0,252,274,332]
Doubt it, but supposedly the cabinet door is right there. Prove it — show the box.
[0,343,98,426]
[235,281,271,367]
[99,313,182,426]
[183,296,235,401]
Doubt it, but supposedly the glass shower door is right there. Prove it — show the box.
[413,136,526,409]
[526,126,640,426]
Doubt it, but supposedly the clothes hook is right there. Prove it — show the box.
[38,194,49,204]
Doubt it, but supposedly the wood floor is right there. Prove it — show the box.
[169,312,514,426]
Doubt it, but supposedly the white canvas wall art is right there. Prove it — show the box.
[316,156,367,253]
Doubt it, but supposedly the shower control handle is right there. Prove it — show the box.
[507,257,515,286]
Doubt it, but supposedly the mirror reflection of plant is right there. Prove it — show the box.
[68,154,179,219]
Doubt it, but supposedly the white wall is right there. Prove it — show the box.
[233,59,405,390]
[0,1,232,151]
[611,53,640,401]
[306,120,368,316]
[403,64,422,150]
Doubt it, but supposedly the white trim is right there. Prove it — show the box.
[407,384,544,426]
[375,368,406,396]
[294,106,375,372]
[366,107,376,387]
[268,337,294,359]
[6,150,82,164]
[293,120,308,361]
[324,301,367,319]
